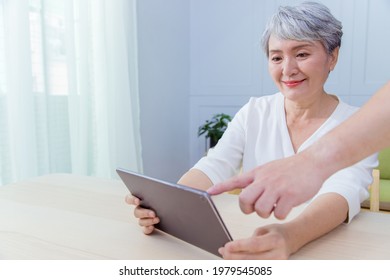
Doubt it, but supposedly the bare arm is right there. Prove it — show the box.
[310,80,390,176]
[177,169,213,190]
[208,81,390,219]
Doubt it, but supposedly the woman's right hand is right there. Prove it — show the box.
[125,194,160,235]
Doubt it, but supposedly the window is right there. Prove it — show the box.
[0,0,142,185]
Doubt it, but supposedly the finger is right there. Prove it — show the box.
[138,216,160,227]
[218,247,224,256]
[220,239,273,259]
[207,172,254,195]
[253,190,279,219]
[221,248,284,260]
[134,206,156,219]
[224,237,272,254]
[221,250,270,260]
[238,182,265,214]
[142,225,155,235]
[125,194,140,206]
[273,196,295,220]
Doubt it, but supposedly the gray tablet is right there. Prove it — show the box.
[116,168,232,257]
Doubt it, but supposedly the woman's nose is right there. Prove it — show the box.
[282,58,299,77]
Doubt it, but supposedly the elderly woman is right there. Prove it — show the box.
[126,2,378,259]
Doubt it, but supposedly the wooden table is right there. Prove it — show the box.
[1,174,389,259]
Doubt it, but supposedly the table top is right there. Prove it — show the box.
[1,174,389,260]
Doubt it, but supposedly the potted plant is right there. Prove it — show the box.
[198,113,232,149]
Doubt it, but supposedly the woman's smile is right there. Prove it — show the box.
[282,79,306,88]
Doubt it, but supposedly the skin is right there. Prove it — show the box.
[209,80,390,220]
[126,35,353,259]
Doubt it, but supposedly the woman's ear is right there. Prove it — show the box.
[329,47,340,72]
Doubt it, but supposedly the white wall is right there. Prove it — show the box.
[136,0,390,181]
[137,0,190,182]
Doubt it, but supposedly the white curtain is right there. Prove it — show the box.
[0,0,142,185]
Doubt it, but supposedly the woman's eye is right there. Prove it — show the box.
[297,52,309,58]
[271,56,282,62]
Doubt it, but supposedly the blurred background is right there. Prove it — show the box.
[0,0,389,185]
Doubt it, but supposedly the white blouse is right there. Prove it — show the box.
[193,92,378,222]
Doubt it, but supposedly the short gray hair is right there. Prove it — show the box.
[261,2,343,55]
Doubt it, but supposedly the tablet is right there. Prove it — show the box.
[116,168,232,257]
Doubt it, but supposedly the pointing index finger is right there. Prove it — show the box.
[207,172,254,195]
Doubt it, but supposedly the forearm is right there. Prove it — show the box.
[177,168,213,191]
[346,81,390,155]
[285,193,348,255]
[305,81,390,179]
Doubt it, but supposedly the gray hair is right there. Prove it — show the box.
[261,2,343,56]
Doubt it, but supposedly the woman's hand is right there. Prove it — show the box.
[218,224,292,260]
[125,194,160,235]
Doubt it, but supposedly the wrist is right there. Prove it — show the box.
[283,221,305,256]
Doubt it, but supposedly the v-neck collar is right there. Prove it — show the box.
[279,93,341,155]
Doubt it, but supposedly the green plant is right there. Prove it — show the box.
[198,113,232,148]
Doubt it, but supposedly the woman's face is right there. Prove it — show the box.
[267,35,339,103]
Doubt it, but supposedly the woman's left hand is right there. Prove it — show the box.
[218,224,293,260]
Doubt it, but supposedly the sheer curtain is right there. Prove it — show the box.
[0,0,142,185]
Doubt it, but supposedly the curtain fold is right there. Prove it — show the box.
[0,0,142,185]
